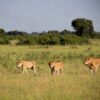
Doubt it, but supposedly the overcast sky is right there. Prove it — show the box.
[0,0,100,33]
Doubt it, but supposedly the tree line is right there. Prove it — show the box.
[0,18,100,45]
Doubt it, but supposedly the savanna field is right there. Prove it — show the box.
[0,39,100,100]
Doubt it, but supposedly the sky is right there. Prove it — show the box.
[0,0,100,33]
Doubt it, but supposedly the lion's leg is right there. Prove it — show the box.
[22,68,27,74]
[60,68,63,74]
[53,70,55,76]
[52,69,56,76]
[33,67,36,74]
[57,71,59,76]
[90,69,93,74]
[21,70,24,75]
[94,66,98,74]
[56,69,59,76]
[51,69,54,75]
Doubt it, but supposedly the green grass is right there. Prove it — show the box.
[0,39,100,100]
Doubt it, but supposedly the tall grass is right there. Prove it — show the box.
[0,39,100,100]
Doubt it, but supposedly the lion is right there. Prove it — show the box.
[48,61,64,76]
[84,57,100,74]
[17,60,37,74]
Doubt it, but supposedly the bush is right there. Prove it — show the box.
[0,31,90,45]
[0,36,10,44]
[60,34,89,45]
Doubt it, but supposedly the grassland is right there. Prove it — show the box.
[0,39,100,100]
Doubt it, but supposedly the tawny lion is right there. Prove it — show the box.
[84,57,100,74]
[48,61,64,76]
[17,60,37,74]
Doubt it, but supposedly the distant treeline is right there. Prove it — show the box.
[0,18,100,45]
[0,29,100,45]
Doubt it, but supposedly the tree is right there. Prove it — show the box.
[47,30,59,34]
[60,29,71,34]
[71,18,94,37]
[0,28,6,35]
[7,30,28,36]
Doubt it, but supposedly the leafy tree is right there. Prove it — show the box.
[38,35,50,45]
[48,34,60,45]
[7,30,28,36]
[60,29,72,34]
[0,28,6,35]
[47,30,59,34]
[71,18,94,37]
[0,35,10,44]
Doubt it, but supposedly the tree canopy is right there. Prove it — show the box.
[71,18,94,37]
[0,28,6,35]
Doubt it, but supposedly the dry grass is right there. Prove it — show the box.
[0,39,100,100]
